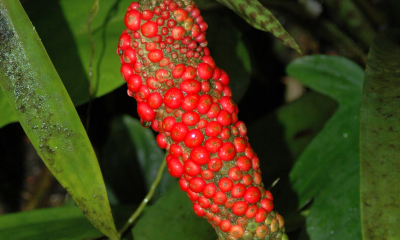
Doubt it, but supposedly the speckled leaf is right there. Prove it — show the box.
[287,55,363,239]
[216,0,301,54]
[0,1,118,239]
[360,30,400,240]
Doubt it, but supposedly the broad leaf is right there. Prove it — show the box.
[360,30,400,240]
[0,1,118,239]
[216,0,301,54]
[132,185,215,240]
[287,55,363,239]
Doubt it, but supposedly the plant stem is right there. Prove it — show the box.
[118,158,167,236]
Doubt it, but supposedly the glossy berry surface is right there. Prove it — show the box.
[117,0,287,239]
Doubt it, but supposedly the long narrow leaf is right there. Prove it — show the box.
[0,1,118,239]
[360,29,400,240]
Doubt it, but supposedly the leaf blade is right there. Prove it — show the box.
[0,1,118,239]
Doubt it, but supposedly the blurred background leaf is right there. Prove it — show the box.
[287,55,364,240]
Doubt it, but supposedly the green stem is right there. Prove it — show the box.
[118,158,167,236]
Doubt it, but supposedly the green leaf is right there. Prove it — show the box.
[0,205,134,240]
[132,185,216,240]
[100,115,174,204]
[287,55,364,239]
[0,0,132,128]
[0,1,118,239]
[216,0,301,54]
[203,9,251,103]
[360,30,400,240]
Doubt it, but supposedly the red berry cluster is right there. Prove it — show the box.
[117,0,288,239]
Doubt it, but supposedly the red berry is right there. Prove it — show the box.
[219,69,230,85]
[171,26,185,40]
[170,143,183,157]
[189,177,206,193]
[203,182,217,198]
[219,96,236,114]
[147,92,163,109]
[210,204,219,213]
[216,109,232,126]
[125,10,141,31]
[146,77,160,90]
[207,157,222,172]
[184,129,204,148]
[197,62,213,80]
[167,19,177,28]
[121,63,134,81]
[193,203,205,217]
[242,174,253,186]
[190,146,210,165]
[182,66,197,80]
[138,85,150,100]
[141,9,153,21]
[174,8,188,21]
[236,156,252,171]
[137,102,155,122]
[156,133,168,149]
[245,205,258,218]
[197,94,213,114]
[172,63,186,78]
[218,142,236,161]
[164,87,183,109]
[162,116,176,132]
[155,69,169,82]
[141,21,158,38]
[167,157,184,178]
[232,201,248,216]
[254,208,268,223]
[184,159,202,176]
[148,49,163,62]
[204,137,223,153]
[220,128,231,140]
[180,79,201,93]
[260,198,274,212]
[218,177,233,192]
[182,111,200,126]
[244,186,261,204]
[201,170,213,180]
[228,166,243,181]
[220,220,231,232]
[179,178,189,191]
[198,196,210,208]
[233,137,246,153]
[182,93,199,111]
[231,183,246,198]
[127,74,142,92]
[205,121,222,137]
[206,103,221,119]
[171,122,189,143]
[213,191,227,205]
[187,189,199,201]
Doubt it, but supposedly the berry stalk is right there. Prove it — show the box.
[117,0,288,239]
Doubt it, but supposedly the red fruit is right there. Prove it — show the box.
[172,63,186,78]
[233,137,246,153]
[220,220,231,232]
[148,49,163,62]
[205,121,222,137]
[197,94,213,114]
[212,215,221,226]
[193,203,205,217]
[155,69,169,82]
[167,157,184,178]
[217,109,232,126]
[219,69,230,85]
[174,8,188,21]
[207,157,223,172]
[218,178,233,192]
[219,96,236,114]
[254,208,268,223]
[218,142,236,161]
[182,111,200,126]
[137,102,155,122]
[141,9,153,21]
[203,182,217,198]
[204,137,223,153]
[157,18,165,26]
[147,92,163,109]
[168,2,178,11]
[122,47,137,64]
[187,189,199,201]
[232,201,248,216]
[156,133,168,149]
[180,79,201,93]
[182,93,199,111]
[231,183,246,198]
[121,64,134,81]
[184,129,204,148]
[161,10,170,19]
[210,204,219,213]
[197,62,213,80]
[171,26,185,40]
[182,66,196,80]
[244,186,261,204]
[170,144,183,157]
[164,87,183,109]
[236,121,248,136]
[228,167,243,181]
[127,74,142,92]
[242,174,253,186]
[201,170,213,180]
[206,103,221,119]
[125,10,141,31]
[162,116,176,132]
[138,85,150,100]
[220,128,231,140]
[171,122,189,142]
[236,156,252,171]
[245,205,258,218]
[184,159,202,176]
[198,196,210,208]
[213,191,227,205]
[189,177,206,193]
[261,198,274,212]
[179,178,189,191]
[190,146,210,165]
[167,19,177,28]
[141,21,158,38]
